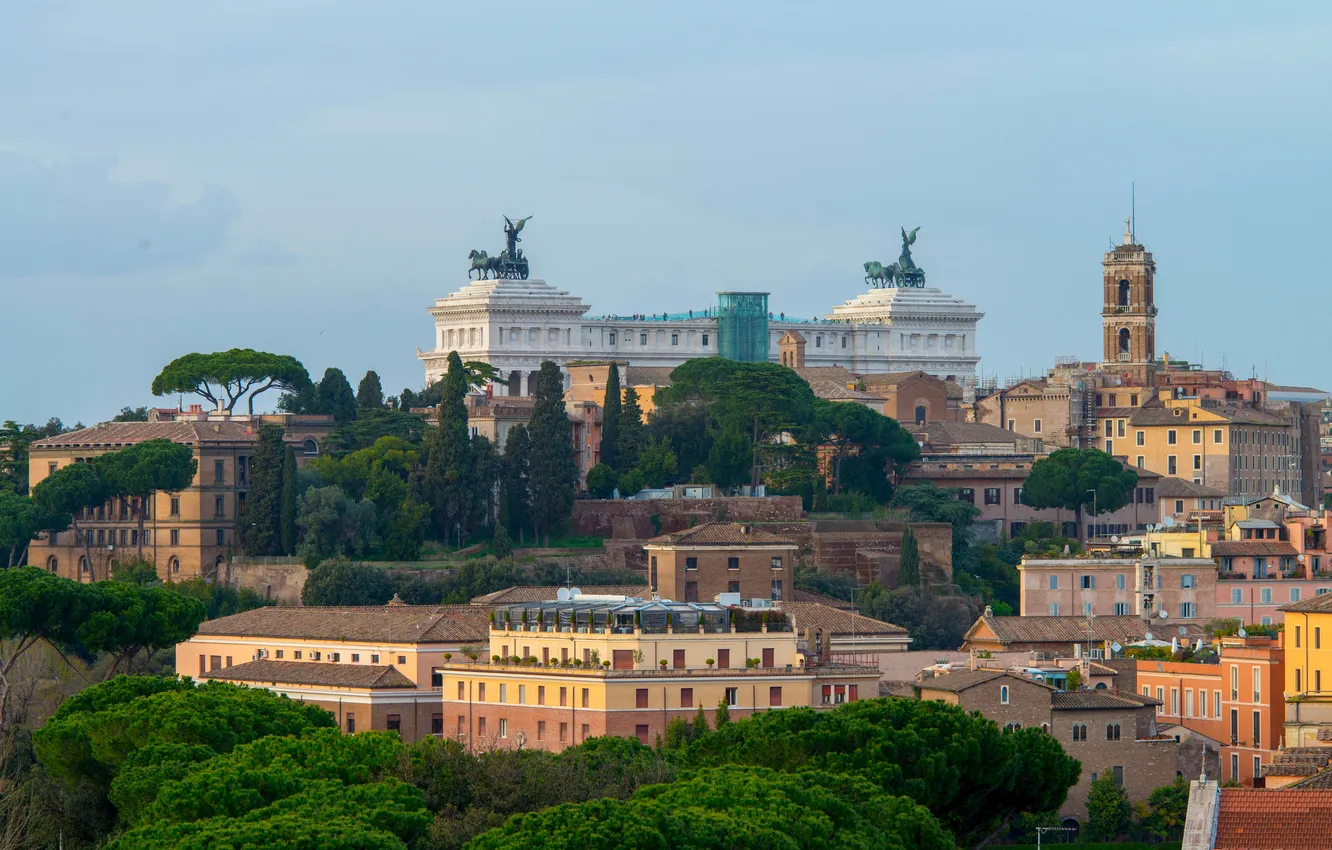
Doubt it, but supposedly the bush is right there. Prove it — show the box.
[584,463,618,499]
[301,556,394,606]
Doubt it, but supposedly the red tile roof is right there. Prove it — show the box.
[1214,788,1332,849]
[646,522,796,547]
[30,420,259,449]
[1210,541,1299,558]
[196,604,491,644]
[202,660,417,689]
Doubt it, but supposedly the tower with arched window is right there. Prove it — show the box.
[1100,216,1157,387]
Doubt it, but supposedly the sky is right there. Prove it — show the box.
[2,1,1330,425]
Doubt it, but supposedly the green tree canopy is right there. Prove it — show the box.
[302,557,394,606]
[499,424,532,543]
[615,385,645,473]
[356,370,384,409]
[0,490,68,567]
[240,424,285,556]
[635,436,679,488]
[317,367,359,424]
[584,463,618,499]
[1085,767,1132,840]
[599,363,621,472]
[151,349,310,415]
[112,406,149,422]
[528,362,577,545]
[705,421,751,491]
[30,460,107,569]
[280,445,299,555]
[1,418,74,494]
[310,436,420,501]
[1020,447,1139,537]
[325,408,427,455]
[469,766,953,850]
[295,485,379,561]
[898,526,921,587]
[680,697,1079,846]
[424,352,473,542]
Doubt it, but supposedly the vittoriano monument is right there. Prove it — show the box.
[468,215,534,280]
[863,226,927,288]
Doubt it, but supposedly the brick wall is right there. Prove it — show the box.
[1054,706,1180,816]
[954,677,1052,731]
[571,497,806,539]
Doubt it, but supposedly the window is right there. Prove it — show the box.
[685,556,698,570]
[1083,602,1094,616]
[1260,587,1272,604]
[330,652,340,662]
[170,497,180,516]
[1080,575,1095,590]
[1048,575,1058,590]
[215,529,225,546]
[1292,587,1302,602]
[725,687,738,707]
[536,720,545,740]
[1231,667,1238,702]
[581,688,589,708]
[1168,430,1177,445]
[1181,602,1197,618]
[769,686,782,706]
[346,717,355,733]
[1033,419,1042,433]
[1014,487,1023,503]
[1214,429,1223,443]
[371,654,380,663]
[1000,685,1009,705]
[214,460,225,483]
[478,717,487,737]
[984,488,1000,505]
[702,333,709,346]
[1136,431,1145,446]
[1185,689,1194,717]
[727,556,739,570]
[478,683,486,702]
[639,333,647,345]
[1008,419,1015,431]
[1231,753,1239,781]
[1181,574,1195,589]
[559,686,567,707]
[771,580,783,601]
[1176,499,1185,514]
[1171,688,1179,715]
[727,581,739,593]
[1105,439,1113,454]
[958,488,974,503]
[294,651,302,659]
[1106,723,1121,741]
[1214,691,1222,718]
[581,723,589,741]
[1116,573,1126,590]
[1192,430,1202,444]
[671,333,678,346]
[215,495,225,517]
[398,655,406,665]
[1136,455,1145,468]
[1317,627,1322,649]
[1112,765,1124,786]
[1114,602,1130,615]
[1253,667,1261,703]
[170,529,180,546]
[1231,588,1242,604]
[1201,690,1209,717]
[680,687,693,708]
[1168,456,1177,475]
[387,714,401,733]
[1071,724,1087,742]
[1252,711,1261,747]
[1194,455,1202,470]
[771,556,783,569]
[1048,603,1059,616]
[518,685,526,704]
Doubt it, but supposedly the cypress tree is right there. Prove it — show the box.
[898,526,921,588]
[423,352,472,544]
[356,370,384,409]
[599,363,621,471]
[316,368,358,423]
[616,385,644,474]
[279,446,298,555]
[242,425,285,555]
[500,424,532,545]
[527,362,578,546]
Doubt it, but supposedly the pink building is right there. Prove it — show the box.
[1018,556,1218,620]
[1212,498,1332,626]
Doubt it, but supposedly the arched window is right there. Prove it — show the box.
[1095,681,1108,690]
[302,439,319,457]
[1072,723,1087,742]
[915,405,928,426]
[1118,327,1131,354]
[169,557,181,575]
[1000,685,1010,705]
[46,555,58,573]
[1118,279,1130,306]
[1105,722,1121,740]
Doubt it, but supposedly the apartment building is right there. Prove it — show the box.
[1280,591,1332,749]
[27,414,333,582]
[1018,556,1218,620]
[178,603,491,741]
[438,596,880,752]
[1213,495,1332,624]
[1137,635,1284,787]
[962,608,1209,657]
[644,522,799,604]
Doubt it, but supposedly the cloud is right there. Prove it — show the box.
[237,239,300,267]
[0,152,238,279]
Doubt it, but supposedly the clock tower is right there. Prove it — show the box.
[1101,217,1157,387]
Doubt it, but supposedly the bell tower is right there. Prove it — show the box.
[1101,216,1157,387]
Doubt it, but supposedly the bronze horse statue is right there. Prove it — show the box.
[863,260,896,288]
[469,249,502,280]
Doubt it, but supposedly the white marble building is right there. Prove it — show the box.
[418,276,984,396]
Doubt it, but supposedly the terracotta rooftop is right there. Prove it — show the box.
[806,381,886,402]
[1051,690,1160,710]
[1280,591,1332,614]
[1211,541,1299,558]
[1157,477,1228,499]
[30,420,259,449]
[1214,788,1332,849]
[789,588,856,610]
[201,659,417,689]
[879,680,917,698]
[793,366,858,385]
[783,602,908,636]
[624,366,675,387]
[196,604,491,644]
[968,614,1207,647]
[915,421,1028,446]
[916,669,1040,693]
[646,522,796,547]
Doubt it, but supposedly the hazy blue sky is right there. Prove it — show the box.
[3,2,1330,425]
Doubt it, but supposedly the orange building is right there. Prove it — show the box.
[1136,635,1284,786]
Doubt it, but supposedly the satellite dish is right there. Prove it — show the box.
[556,588,571,601]
[1179,626,1188,636]
[1111,642,1123,653]
[1147,524,1158,532]
[1239,628,1248,638]
[1298,554,1306,563]
[1159,609,1170,619]
[569,587,582,598]
[1163,516,1177,528]
[1144,631,1154,641]
[1111,535,1120,543]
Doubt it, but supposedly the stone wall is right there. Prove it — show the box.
[571,497,806,539]
[225,561,308,605]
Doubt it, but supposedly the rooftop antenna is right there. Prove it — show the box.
[1131,182,1136,243]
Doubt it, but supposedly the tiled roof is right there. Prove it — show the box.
[807,381,885,402]
[916,669,1034,693]
[793,366,858,384]
[1157,477,1228,499]
[196,604,491,644]
[879,680,917,698]
[915,421,1025,446]
[202,660,417,689]
[1235,519,1282,529]
[1085,661,1119,676]
[1051,690,1160,710]
[783,602,908,636]
[1214,788,1332,849]
[1280,592,1332,614]
[30,420,258,449]
[970,614,1207,647]
[471,585,651,605]
[646,522,796,547]
[624,366,675,387]
[1288,766,1332,789]
[903,467,1029,480]
[1210,541,1299,557]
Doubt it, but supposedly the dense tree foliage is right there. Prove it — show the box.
[317,367,359,424]
[680,697,1079,846]
[167,578,269,620]
[1020,447,1139,538]
[584,463,617,499]
[598,363,621,472]
[96,439,197,559]
[1085,767,1132,840]
[527,362,577,544]
[241,424,286,556]
[280,445,298,555]
[112,406,149,422]
[615,386,644,473]
[31,460,106,567]
[0,489,67,567]
[295,485,379,562]
[470,766,952,850]
[151,349,310,415]
[302,557,395,606]
[357,370,385,409]
[424,352,474,544]
[897,526,921,588]
[1,418,75,495]
[499,425,532,543]
[326,408,428,455]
